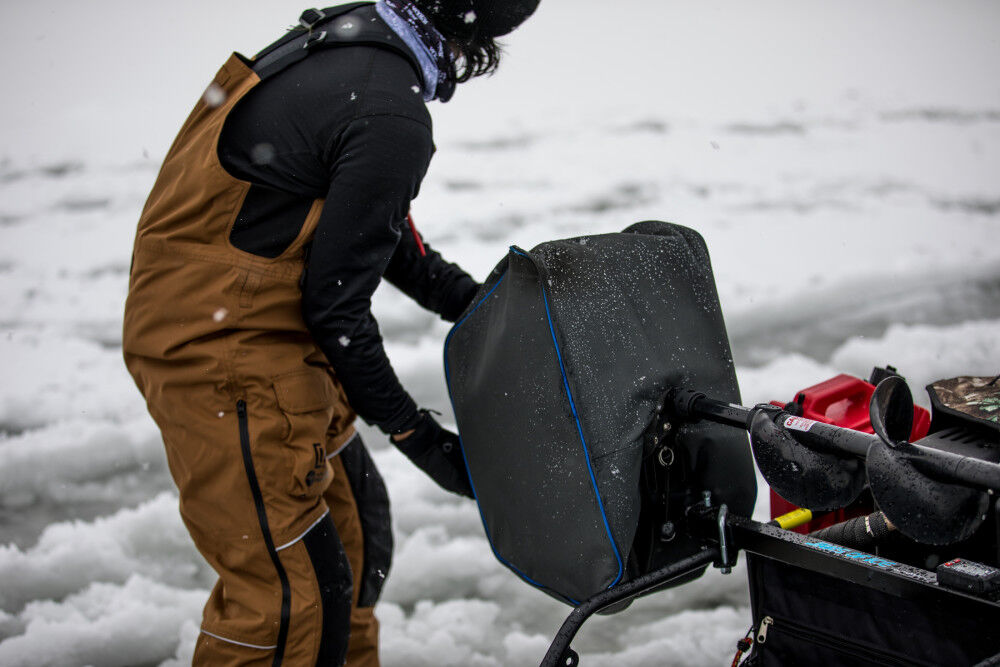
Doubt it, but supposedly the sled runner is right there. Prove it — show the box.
[444,222,1000,665]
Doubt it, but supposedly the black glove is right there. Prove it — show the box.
[393,412,475,498]
[441,278,481,323]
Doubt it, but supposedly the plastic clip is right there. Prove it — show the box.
[717,503,735,574]
[299,8,327,29]
[303,30,327,49]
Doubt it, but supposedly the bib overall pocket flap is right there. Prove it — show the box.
[272,369,336,498]
[273,369,333,414]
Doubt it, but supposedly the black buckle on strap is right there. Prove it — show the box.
[303,30,327,49]
[299,8,327,30]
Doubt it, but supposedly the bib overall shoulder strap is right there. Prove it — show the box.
[252,3,418,81]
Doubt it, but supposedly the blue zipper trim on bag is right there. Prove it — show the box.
[513,247,624,589]
[443,274,561,597]
[442,246,624,602]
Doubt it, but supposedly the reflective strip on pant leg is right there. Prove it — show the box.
[276,510,330,552]
[200,630,278,650]
[237,400,291,667]
[326,431,360,461]
[302,513,353,666]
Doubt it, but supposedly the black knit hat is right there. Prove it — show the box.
[415,0,540,38]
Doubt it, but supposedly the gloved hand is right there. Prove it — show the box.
[444,278,481,323]
[392,412,475,499]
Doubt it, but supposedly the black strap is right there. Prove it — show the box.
[254,3,370,61]
[251,3,417,82]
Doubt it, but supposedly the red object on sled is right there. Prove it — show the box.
[768,373,931,533]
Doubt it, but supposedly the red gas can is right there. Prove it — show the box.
[769,372,931,533]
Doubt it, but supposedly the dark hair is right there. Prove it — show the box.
[412,1,503,83]
[450,33,502,83]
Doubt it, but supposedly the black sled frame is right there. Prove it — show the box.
[541,387,1000,667]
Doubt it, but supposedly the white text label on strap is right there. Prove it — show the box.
[784,416,818,432]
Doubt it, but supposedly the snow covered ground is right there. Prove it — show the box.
[1,0,998,665]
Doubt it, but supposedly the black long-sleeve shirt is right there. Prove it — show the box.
[218,44,477,433]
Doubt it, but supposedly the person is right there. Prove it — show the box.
[122,1,539,664]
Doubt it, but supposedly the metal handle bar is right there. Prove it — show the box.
[667,388,1000,492]
[539,548,720,667]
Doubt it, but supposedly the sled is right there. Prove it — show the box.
[540,375,1000,666]
[444,222,1000,665]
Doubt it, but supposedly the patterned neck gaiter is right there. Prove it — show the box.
[376,0,457,102]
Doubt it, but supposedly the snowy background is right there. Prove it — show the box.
[1,0,999,665]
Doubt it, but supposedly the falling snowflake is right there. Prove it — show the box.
[335,16,360,36]
[213,308,229,322]
[251,143,275,165]
[411,85,421,94]
[464,11,476,23]
[350,91,358,101]
[202,83,227,108]
[339,335,351,347]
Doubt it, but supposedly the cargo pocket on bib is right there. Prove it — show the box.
[272,369,336,498]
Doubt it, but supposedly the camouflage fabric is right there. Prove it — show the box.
[928,376,1000,425]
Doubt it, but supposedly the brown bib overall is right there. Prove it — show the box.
[124,50,383,666]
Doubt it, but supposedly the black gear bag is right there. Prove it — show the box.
[444,221,757,605]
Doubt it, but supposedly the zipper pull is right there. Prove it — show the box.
[756,616,773,645]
